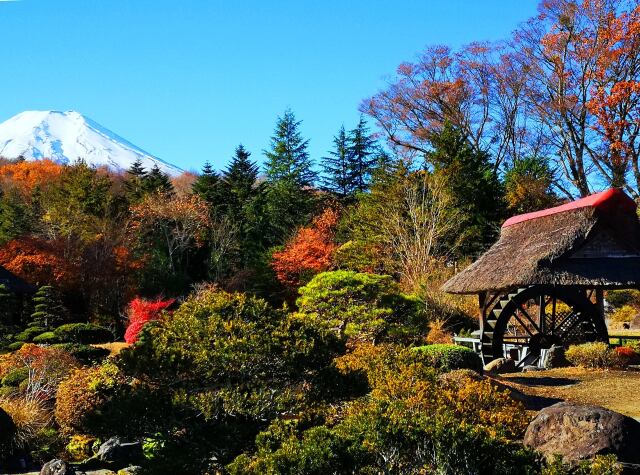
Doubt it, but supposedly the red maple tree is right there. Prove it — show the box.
[271,208,340,289]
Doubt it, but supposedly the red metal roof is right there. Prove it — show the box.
[502,188,637,228]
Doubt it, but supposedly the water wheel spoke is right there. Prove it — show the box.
[517,305,541,334]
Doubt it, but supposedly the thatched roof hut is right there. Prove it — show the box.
[443,188,640,294]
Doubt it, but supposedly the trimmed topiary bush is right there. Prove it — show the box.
[52,343,110,365]
[1,367,29,387]
[14,326,46,342]
[413,344,483,373]
[7,341,24,351]
[32,331,59,344]
[53,323,113,344]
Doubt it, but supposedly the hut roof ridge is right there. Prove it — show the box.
[502,188,636,228]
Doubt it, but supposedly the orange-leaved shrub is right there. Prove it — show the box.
[124,297,175,344]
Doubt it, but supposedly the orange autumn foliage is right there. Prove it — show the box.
[0,237,80,289]
[0,159,63,195]
[271,208,339,289]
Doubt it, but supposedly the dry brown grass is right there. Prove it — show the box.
[0,396,51,448]
[499,367,640,419]
[92,342,129,356]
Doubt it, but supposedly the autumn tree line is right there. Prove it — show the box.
[0,0,636,331]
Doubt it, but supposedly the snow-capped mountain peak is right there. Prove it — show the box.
[0,111,182,175]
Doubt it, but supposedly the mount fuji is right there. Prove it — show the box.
[0,111,182,176]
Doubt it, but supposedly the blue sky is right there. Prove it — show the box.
[0,0,539,172]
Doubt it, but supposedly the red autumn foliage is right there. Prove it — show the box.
[615,345,638,365]
[124,297,175,344]
[271,208,340,289]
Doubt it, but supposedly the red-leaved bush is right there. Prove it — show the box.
[124,297,175,344]
[615,345,638,366]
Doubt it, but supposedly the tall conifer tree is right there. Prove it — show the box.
[321,126,352,197]
[347,116,377,193]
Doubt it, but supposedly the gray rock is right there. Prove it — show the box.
[40,459,75,475]
[95,437,143,467]
[543,344,569,369]
[522,365,543,372]
[483,357,516,374]
[118,467,142,475]
[524,402,640,464]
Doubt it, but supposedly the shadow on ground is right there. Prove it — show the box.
[505,376,578,387]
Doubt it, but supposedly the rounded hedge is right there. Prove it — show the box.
[32,331,59,344]
[53,323,113,344]
[6,341,24,352]
[1,367,29,387]
[412,344,483,373]
[52,343,110,365]
[14,326,46,342]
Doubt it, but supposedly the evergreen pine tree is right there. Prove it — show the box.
[124,159,147,203]
[30,285,67,330]
[427,123,506,257]
[222,145,259,218]
[347,116,377,193]
[192,161,225,209]
[0,189,32,244]
[144,164,174,195]
[321,126,352,198]
[264,109,316,187]
[263,110,317,245]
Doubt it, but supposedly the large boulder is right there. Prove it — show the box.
[524,402,640,464]
[483,357,516,374]
[40,459,76,475]
[96,437,143,467]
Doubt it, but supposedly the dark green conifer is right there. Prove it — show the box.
[29,285,67,330]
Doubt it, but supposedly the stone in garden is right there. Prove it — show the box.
[96,437,143,467]
[544,344,569,369]
[40,459,76,475]
[524,402,640,464]
[117,467,142,475]
[522,365,543,372]
[483,357,516,374]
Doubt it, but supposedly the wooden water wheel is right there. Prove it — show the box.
[480,286,608,366]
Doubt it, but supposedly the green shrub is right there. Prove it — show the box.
[32,331,59,344]
[565,342,620,369]
[412,344,483,372]
[53,323,113,344]
[7,341,24,351]
[14,326,46,342]
[296,270,425,343]
[52,344,110,365]
[1,367,29,387]
[55,362,170,439]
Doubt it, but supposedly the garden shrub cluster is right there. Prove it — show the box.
[565,342,623,369]
[52,323,113,345]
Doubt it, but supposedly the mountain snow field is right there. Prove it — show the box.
[0,110,182,175]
